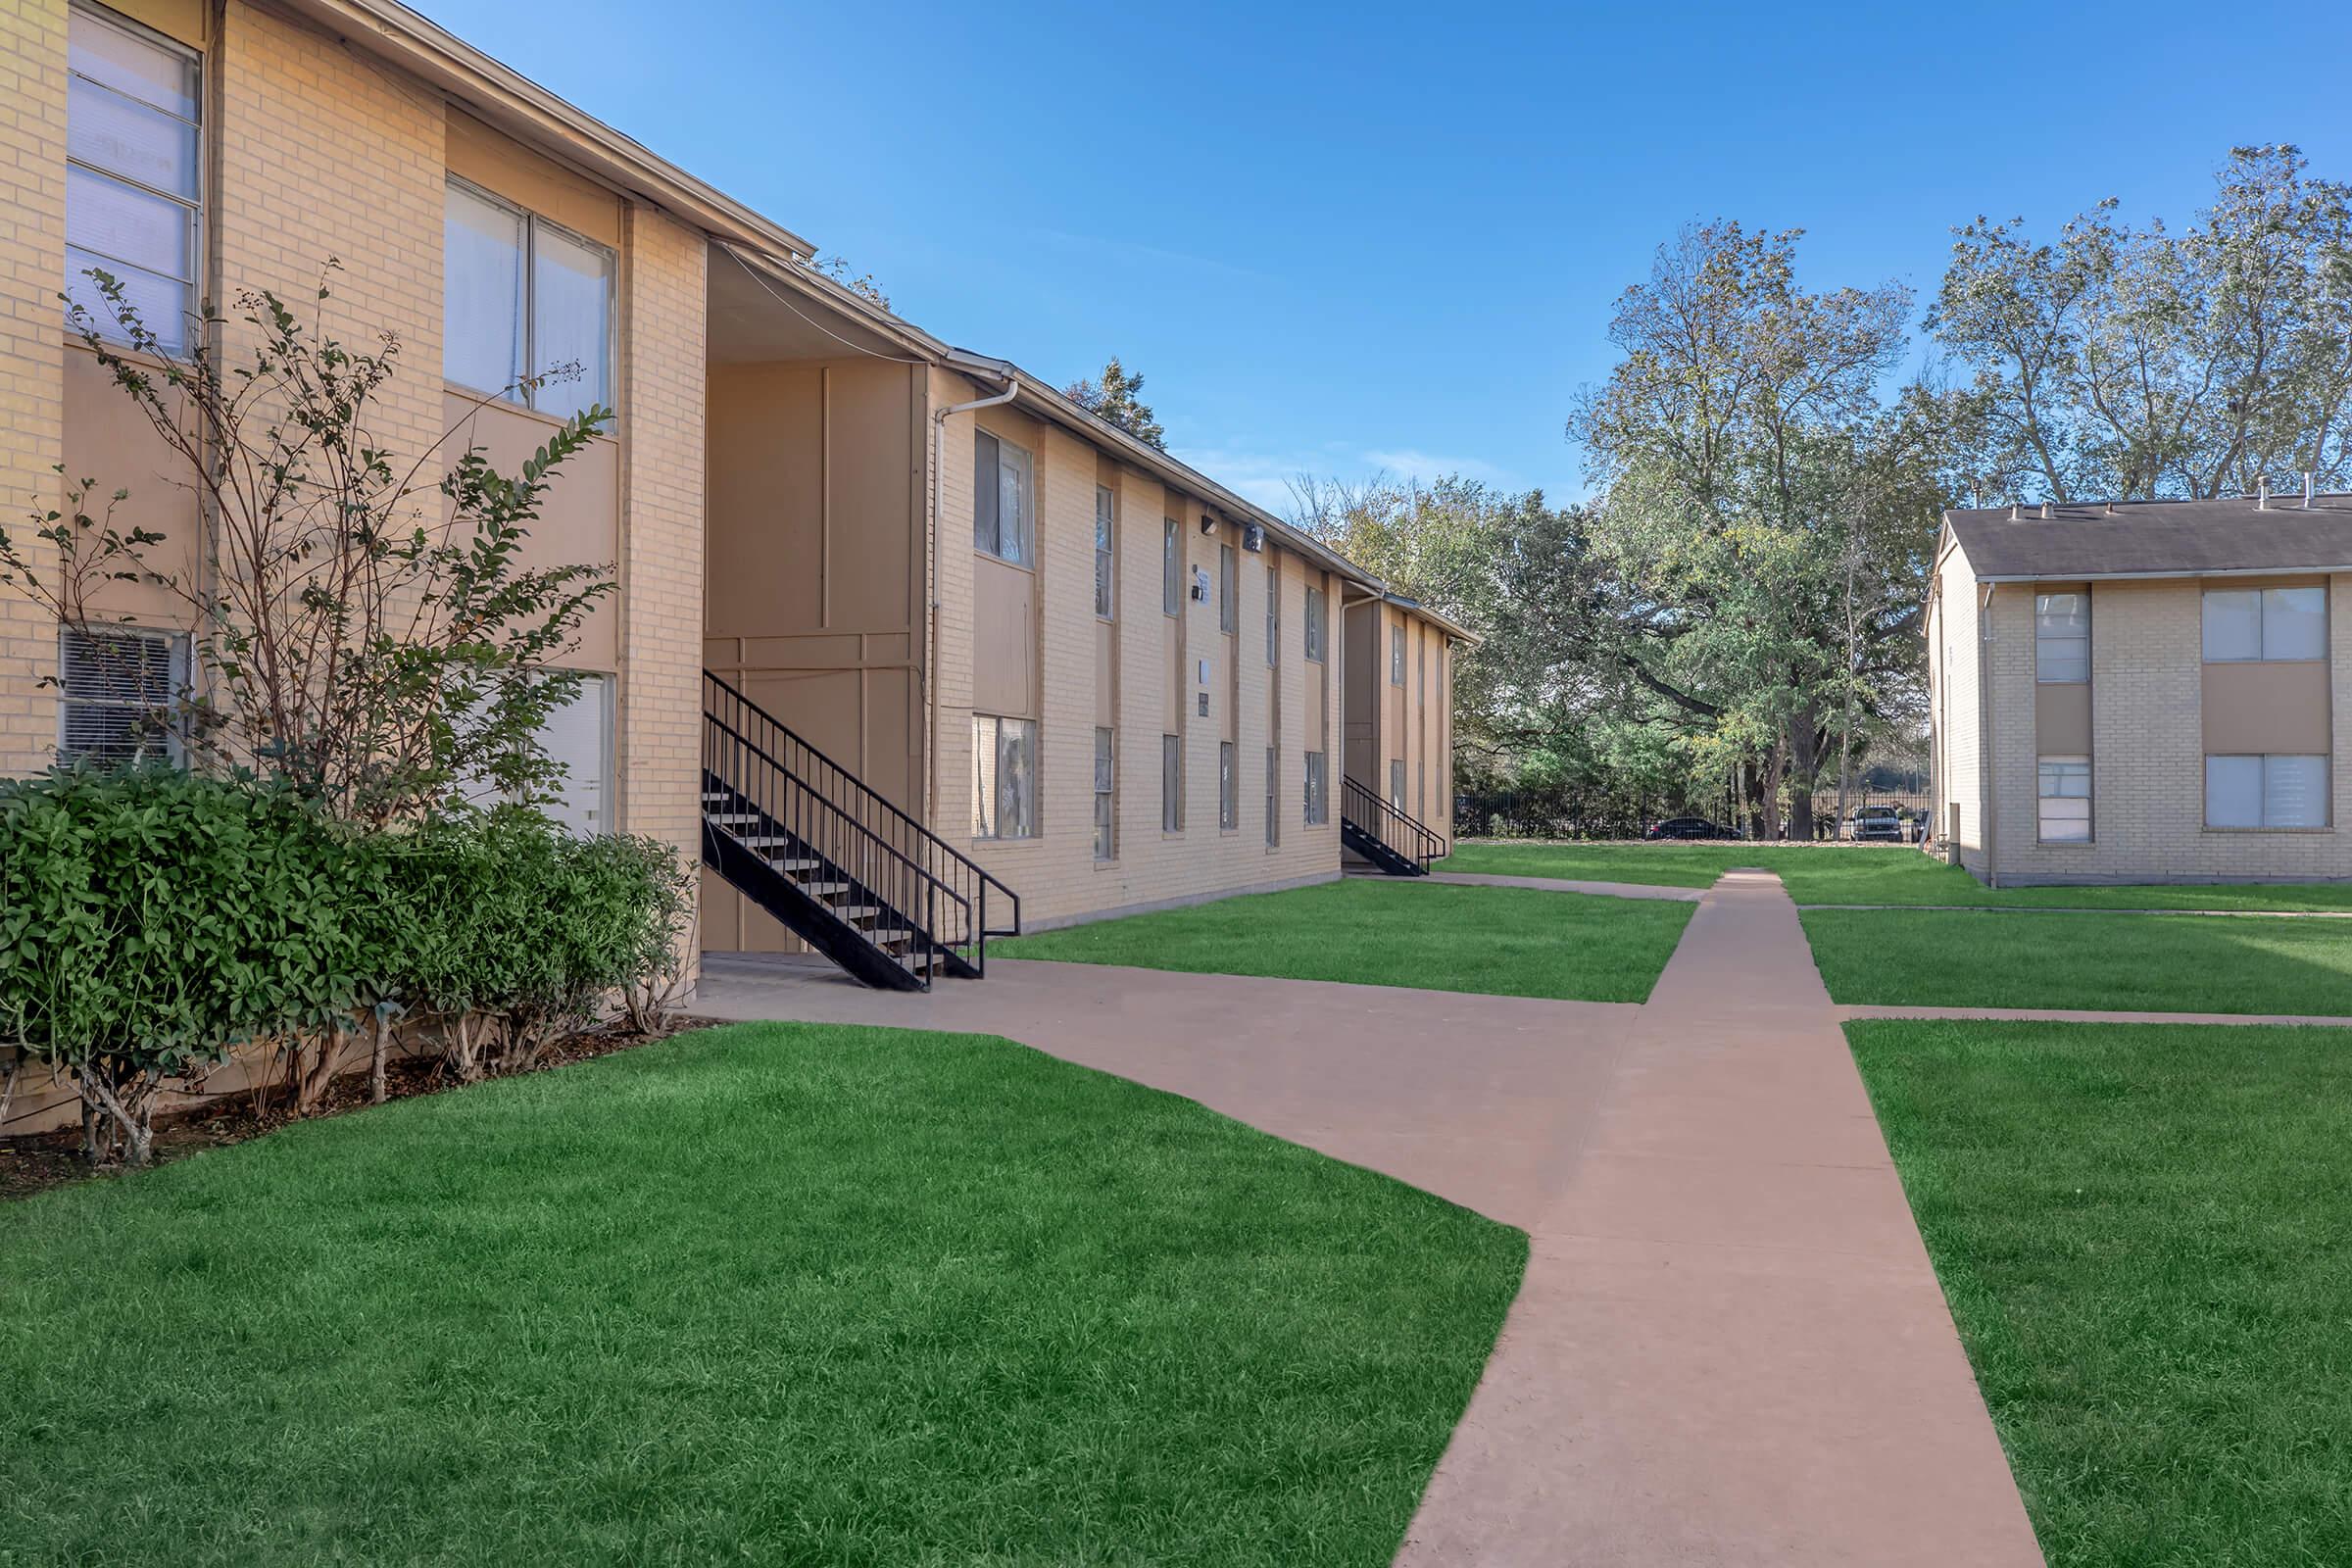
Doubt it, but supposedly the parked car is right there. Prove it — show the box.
[1645,816,1737,841]
[1841,805,1906,842]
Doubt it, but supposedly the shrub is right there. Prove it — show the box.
[0,768,371,1162]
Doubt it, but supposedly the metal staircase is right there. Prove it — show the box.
[703,672,1019,990]
[1340,775,1446,876]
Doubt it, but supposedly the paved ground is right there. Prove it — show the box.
[699,872,2043,1567]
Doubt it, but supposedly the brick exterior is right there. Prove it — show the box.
[0,0,69,776]
[1932,553,2352,885]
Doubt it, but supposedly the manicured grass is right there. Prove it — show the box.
[1448,840,2352,910]
[0,1022,1525,1566]
[1847,1019,2352,1565]
[1803,906,2352,1014]
[997,877,1694,1002]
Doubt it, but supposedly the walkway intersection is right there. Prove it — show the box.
[699,871,2047,1566]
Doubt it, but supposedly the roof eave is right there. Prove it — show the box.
[1977,564,2352,584]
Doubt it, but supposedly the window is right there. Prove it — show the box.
[1303,751,1329,825]
[1161,733,1183,832]
[1391,624,1405,685]
[1219,740,1238,830]
[2207,755,2328,829]
[2034,592,2088,682]
[443,179,612,417]
[58,625,184,764]
[971,715,1037,839]
[1094,486,1115,619]
[1390,758,1406,812]
[1265,745,1279,846]
[535,674,612,836]
[1265,557,1280,665]
[2203,585,2326,662]
[971,430,1034,565]
[1218,543,1238,634]
[66,6,201,353]
[2036,756,2090,843]
[1304,586,1327,662]
[1162,517,1180,615]
[1092,726,1116,860]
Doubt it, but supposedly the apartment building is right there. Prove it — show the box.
[4,0,1470,990]
[1928,492,2352,885]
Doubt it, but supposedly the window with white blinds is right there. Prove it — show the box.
[1092,726,1115,860]
[1303,751,1328,824]
[1094,487,1115,618]
[444,178,613,418]
[65,5,201,353]
[534,674,612,836]
[58,625,185,765]
[1304,586,1326,662]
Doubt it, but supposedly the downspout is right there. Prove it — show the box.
[1977,581,1998,887]
[924,367,1018,826]
[1337,580,1384,791]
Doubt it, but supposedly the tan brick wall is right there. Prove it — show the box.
[930,367,1344,930]
[1963,572,2352,884]
[0,0,70,776]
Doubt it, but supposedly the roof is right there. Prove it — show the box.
[296,0,1412,605]
[1381,593,1481,645]
[1943,494,2352,582]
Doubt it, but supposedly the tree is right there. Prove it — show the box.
[1064,356,1166,449]
[1567,221,1935,839]
[803,254,892,313]
[0,267,613,827]
[1930,145,2352,502]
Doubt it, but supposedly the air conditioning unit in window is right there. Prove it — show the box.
[1241,522,1265,553]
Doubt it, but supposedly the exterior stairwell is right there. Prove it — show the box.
[703,672,1019,990]
[1340,775,1447,876]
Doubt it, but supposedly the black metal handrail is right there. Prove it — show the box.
[704,671,1020,972]
[1342,775,1447,871]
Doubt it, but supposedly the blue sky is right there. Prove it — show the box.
[420,0,2351,513]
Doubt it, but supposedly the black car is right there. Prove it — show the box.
[1645,816,1737,841]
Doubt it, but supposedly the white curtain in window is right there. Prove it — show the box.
[2263,587,2327,661]
[2202,590,2263,662]
[997,447,1030,566]
[2205,756,2263,827]
[445,183,524,400]
[2265,755,2327,828]
[534,675,611,836]
[532,222,612,417]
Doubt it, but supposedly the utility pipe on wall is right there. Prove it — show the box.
[924,368,1018,825]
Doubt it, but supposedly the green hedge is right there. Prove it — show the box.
[0,767,687,1163]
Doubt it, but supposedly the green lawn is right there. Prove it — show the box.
[1446,840,2352,910]
[1803,906,2352,1014]
[0,1022,1525,1566]
[1848,1019,2352,1566]
[997,877,1694,1002]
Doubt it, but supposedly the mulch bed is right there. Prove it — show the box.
[1,1017,723,1204]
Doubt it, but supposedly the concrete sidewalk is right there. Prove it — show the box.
[1427,870,1706,902]
[1396,871,2042,1566]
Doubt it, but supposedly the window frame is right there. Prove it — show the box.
[1161,732,1183,833]
[971,429,1036,567]
[442,174,615,418]
[1094,485,1116,620]
[1092,725,1116,861]
[1389,757,1406,811]
[1264,555,1280,666]
[1264,743,1279,847]
[57,623,187,766]
[2202,584,2327,663]
[1304,585,1327,662]
[1303,750,1329,825]
[1161,517,1181,616]
[1218,739,1238,831]
[971,713,1039,841]
[2035,754,2091,844]
[65,3,204,355]
[1391,623,1405,685]
[2034,591,2089,684]
[1218,542,1238,635]
[2206,753,2329,830]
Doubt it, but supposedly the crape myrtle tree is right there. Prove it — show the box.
[0,264,614,827]
[1931,145,2352,503]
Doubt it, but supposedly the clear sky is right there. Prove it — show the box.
[418,0,2351,512]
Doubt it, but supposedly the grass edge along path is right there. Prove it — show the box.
[997,876,1694,1003]
[0,1020,1527,1567]
[1846,1018,2352,1567]
[1446,840,2352,911]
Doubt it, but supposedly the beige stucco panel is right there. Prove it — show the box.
[62,347,197,627]
[445,109,623,249]
[444,395,618,670]
[2203,660,2330,756]
[2034,681,2091,758]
